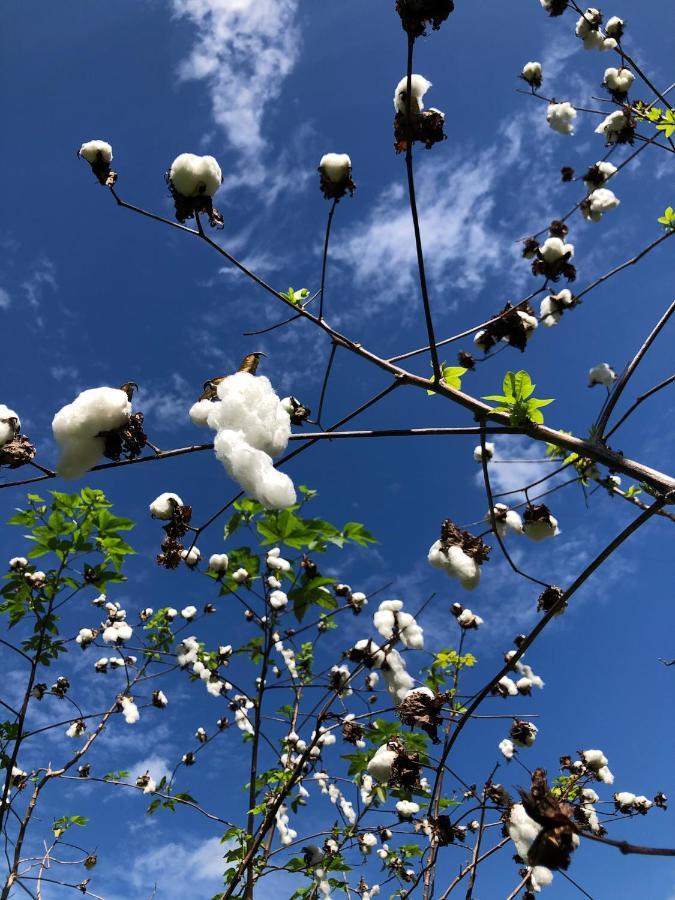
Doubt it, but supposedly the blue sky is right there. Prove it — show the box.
[2,0,675,897]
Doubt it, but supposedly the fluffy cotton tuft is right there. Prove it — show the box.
[52,388,131,480]
[540,237,574,263]
[589,362,616,387]
[428,541,480,590]
[373,600,424,649]
[473,442,494,463]
[149,493,183,519]
[575,9,617,51]
[582,188,620,222]
[381,648,414,704]
[0,405,20,447]
[547,102,577,135]
[604,67,634,94]
[367,744,397,782]
[394,74,432,114]
[499,738,515,759]
[193,372,295,509]
[120,696,139,724]
[595,110,629,143]
[487,503,523,536]
[396,800,420,819]
[79,140,113,164]
[208,553,229,573]
[319,153,352,184]
[540,289,575,327]
[169,153,222,198]
[523,514,559,541]
[521,62,543,87]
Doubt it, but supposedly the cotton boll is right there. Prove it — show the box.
[521,61,543,88]
[488,504,523,537]
[605,16,624,38]
[495,676,518,697]
[595,110,630,143]
[584,160,617,191]
[52,387,131,479]
[428,540,481,590]
[396,800,420,819]
[457,608,483,629]
[76,628,94,649]
[66,720,87,738]
[547,102,577,135]
[79,140,113,164]
[604,67,634,95]
[575,9,616,51]
[102,621,133,644]
[473,442,494,462]
[540,237,574,263]
[120,696,139,724]
[539,289,575,327]
[211,372,291,456]
[181,605,198,621]
[189,399,214,427]
[367,744,397,782]
[499,738,515,759]
[269,590,288,610]
[530,866,554,891]
[508,803,542,862]
[633,796,653,814]
[169,153,222,198]
[149,493,183,519]
[582,749,608,770]
[589,363,616,386]
[0,405,20,447]
[319,153,352,184]
[9,557,28,571]
[394,74,432,114]
[614,791,636,811]
[214,429,296,508]
[181,547,201,567]
[597,765,614,784]
[523,515,559,541]
[582,188,620,222]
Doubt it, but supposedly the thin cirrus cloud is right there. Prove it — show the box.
[171,0,301,190]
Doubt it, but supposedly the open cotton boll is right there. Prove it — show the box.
[508,803,542,862]
[575,9,616,50]
[181,547,201,567]
[488,504,523,537]
[319,153,352,184]
[120,696,140,724]
[530,866,554,892]
[614,791,636,811]
[367,744,397,782]
[382,648,414,704]
[540,236,574,263]
[584,160,617,190]
[540,289,575,327]
[52,387,131,480]
[169,153,222,198]
[428,540,480,590]
[521,61,542,88]
[149,493,183,519]
[473,442,494,462]
[394,74,432,114]
[210,373,291,457]
[213,430,296,509]
[595,110,630,143]
[499,738,515,759]
[396,800,420,819]
[269,590,288,610]
[523,514,559,541]
[605,16,624,38]
[604,67,634,94]
[589,362,616,386]
[0,405,20,447]
[208,553,229,573]
[79,140,113,164]
[373,600,424,649]
[546,102,576,135]
[189,398,214,427]
[582,188,620,222]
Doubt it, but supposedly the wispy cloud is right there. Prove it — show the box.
[0,286,10,310]
[22,257,57,308]
[171,0,301,191]
[476,435,563,500]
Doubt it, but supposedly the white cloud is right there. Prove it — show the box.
[0,286,10,310]
[171,0,300,190]
[330,117,527,312]
[22,257,56,308]
[129,753,172,785]
[138,372,196,432]
[125,836,228,898]
[477,435,563,500]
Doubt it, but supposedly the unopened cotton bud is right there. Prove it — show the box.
[149,493,183,519]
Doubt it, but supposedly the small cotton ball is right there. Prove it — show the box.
[181,547,201,568]
[269,590,288,610]
[0,405,20,447]
[75,628,95,649]
[119,696,139,724]
[614,791,636,811]
[79,140,113,164]
[52,387,131,480]
[540,236,574,263]
[531,866,554,891]
[169,153,222,198]
[319,153,352,184]
[9,556,28,571]
[152,690,168,708]
[208,553,229,574]
[396,800,420,819]
[394,74,432,114]
[589,363,616,387]
[604,67,634,95]
[582,188,620,222]
[605,16,624,39]
[367,744,397,783]
[521,61,543,88]
[547,101,577,135]
[232,567,250,584]
[149,493,183,519]
[473,442,494,462]
[181,605,198,621]
[499,738,515,759]
[595,110,630,143]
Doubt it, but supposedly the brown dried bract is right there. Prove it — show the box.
[237,352,265,375]
[102,412,148,462]
[395,0,455,36]
[476,300,538,353]
[561,166,575,182]
[394,110,447,153]
[440,518,491,563]
[89,152,117,187]
[0,434,36,469]
[398,688,447,743]
[457,350,476,371]
[543,0,568,15]
[167,176,224,228]
[388,737,422,790]
[157,537,184,570]
[518,768,579,871]
[342,719,365,745]
[318,169,356,201]
[428,814,455,846]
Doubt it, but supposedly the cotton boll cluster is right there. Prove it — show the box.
[581,187,620,222]
[604,67,634,97]
[335,583,369,615]
[0,405,20,447]
[492,675,518,698]
[428,520,489,590]
[521,61,543,89]
[119,695,139,724]
[595,110,635,145]
[547,101,577,135]
[231,695,255,734]
[581,749,615,784]
[52,387,132,479]
[473,442,494,463]
[373,600,424,649]
[540,289,577,327]
[575,9,617,51]
[396,800,420,820]
[149,493,183,520]
[589,362,616,386]
[522,504,559,541]
[451,603,483,630]
[499,738,515,759]
[177,636,200,668]
[318,153,355,201]
[191,372,295,508]
[275,805,297,846]
[487,503,523,536]
[101,602,133,644]
[78,140,116,186]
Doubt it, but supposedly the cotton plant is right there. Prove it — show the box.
[190,370,295,508]
[575,8,617,51]
[428,518,490,590]
[167,152,223,226]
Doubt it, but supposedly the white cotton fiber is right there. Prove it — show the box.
[394,74,432,114]
[320,153,352,183]
[169,153,222,198]
[0,405,20,447]
[52,388,131,480]
[79,140,113,164]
